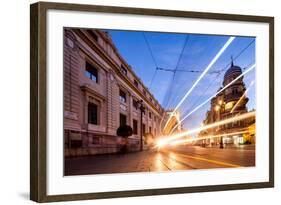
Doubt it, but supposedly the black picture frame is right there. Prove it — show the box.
[30,1,274,202]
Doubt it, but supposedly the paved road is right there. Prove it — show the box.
[64,145,255,176]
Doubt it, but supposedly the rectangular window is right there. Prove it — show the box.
[120,113,127,126]
[149,126,152,134]
[133,119,138,135]
[133,99,138,110]
[88,102,98,125]
[119,89,127,103]
[85,62,98,83]
[134,79,138,87]
[154,116,157,122]
[121,65,127,75]
[149,112,152,119]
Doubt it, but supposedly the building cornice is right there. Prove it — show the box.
[80,85,106,102]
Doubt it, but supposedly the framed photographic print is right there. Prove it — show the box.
[30,1,274,202]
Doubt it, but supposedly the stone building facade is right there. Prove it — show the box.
[63,28,165,156]
[198,61,255,147]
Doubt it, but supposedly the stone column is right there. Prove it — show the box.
[84,95,88,125]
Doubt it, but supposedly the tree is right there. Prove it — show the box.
[116,125,133,153]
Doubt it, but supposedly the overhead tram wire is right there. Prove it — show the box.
[159,34,190,130]
[182,39,255,116]
[158,38,255,113]
[163,34,190,109]
[156,67,222,74]
[163,37,236,132]
[142,33,159,89]
[169,63,256,134]
[180,38,256,120]
[160,38,223,109]
[171,37,235,113]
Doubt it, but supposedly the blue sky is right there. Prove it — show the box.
[105,29,256,131]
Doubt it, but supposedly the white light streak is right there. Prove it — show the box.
[163,37,236,131]
[157,111,255,146]
[169,63,256,134]
[168,130,252,146]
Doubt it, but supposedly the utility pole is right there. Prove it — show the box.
[137,100,145,151]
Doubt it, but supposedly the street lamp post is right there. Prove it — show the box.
[137,100,145,151]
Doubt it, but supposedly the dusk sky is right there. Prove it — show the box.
[105,29,256,131]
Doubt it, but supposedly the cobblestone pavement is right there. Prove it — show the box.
[65,145,255,176]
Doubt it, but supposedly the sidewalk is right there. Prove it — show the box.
[64,150,168,176]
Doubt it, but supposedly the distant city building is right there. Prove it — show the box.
[63,29,166,156]
[198,61,255,147]
[162,110,182,135]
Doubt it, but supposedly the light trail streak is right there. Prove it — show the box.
[157,111,255,147]
[230,81,255,113]
[163,37,235,131]
[169,130,253,146]
[169,63,256,134]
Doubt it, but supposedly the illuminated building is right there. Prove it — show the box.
[198,60,255,147]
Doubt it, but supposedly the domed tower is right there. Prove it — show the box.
[199,58,252,147]
[221,59,248,122]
